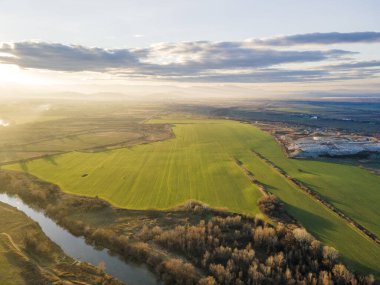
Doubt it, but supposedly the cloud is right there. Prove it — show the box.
[137,41,352,71]
[138,67,379,83]
[0,40,352,74]
[250,32,380,46]
[0,35,379,83]
[154,69,329,83]
[0,42,138,72]
[328,60,380,69]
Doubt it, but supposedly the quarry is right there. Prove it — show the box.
[280,134,380,158]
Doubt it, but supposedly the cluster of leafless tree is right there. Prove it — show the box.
[138,210,375,285]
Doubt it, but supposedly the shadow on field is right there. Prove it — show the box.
[284,203,377,276]
[262,183,280,192]
[42,155,58,166]
[19,161,29,172]
[298,180,341,205]
[285,203,336,234]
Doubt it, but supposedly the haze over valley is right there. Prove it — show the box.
[0,1,379,284]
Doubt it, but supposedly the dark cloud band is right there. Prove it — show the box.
[0,32,379,83]
[251,32,380,45]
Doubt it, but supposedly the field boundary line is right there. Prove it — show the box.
[251,150,380,245]
[233,158,269,197]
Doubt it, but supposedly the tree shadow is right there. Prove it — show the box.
[42,155,58,166]
[19,161,29,172]
[283,203,379,277]
[297,168,318,175]
[298,180,341,205]
[285,203,336,232]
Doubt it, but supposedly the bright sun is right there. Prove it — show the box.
[0,63,55,86]
[0,64,26,83]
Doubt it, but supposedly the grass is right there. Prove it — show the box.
[240,126,380,238]
[3,118,380,277]
[0,203,29,285]
[0,99,170,164]
[0,202,51,285]
[4,120,263,216]
[0,200,121,285]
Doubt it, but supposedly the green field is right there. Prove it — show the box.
[3,118,380,276]
[249,136,380,237]
[4,120,264,215]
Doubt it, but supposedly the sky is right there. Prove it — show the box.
[0,0,380,97]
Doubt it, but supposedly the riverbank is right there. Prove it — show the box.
[0,193,160,285]
[0,169,204,284]
[0,200,124,285]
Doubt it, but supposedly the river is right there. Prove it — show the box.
[0,193,160,285]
